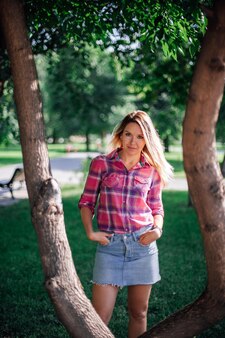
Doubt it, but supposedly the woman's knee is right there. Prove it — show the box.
[94,307,111,325]
[128,304,148,321]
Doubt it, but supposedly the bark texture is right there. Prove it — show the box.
[140,1,225,337]
[0,0,114,337]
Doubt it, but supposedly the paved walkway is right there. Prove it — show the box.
[0,152,188,206]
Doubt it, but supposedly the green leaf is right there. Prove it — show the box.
[162,41,169,57]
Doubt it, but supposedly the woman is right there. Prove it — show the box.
[78,110,173,338]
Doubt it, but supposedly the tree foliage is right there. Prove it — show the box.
[0,80,19,145]
[40,45,127,146]
[125,51,194,150]
[23,1,204,53]
[0,0,209,145]
[1,0,209,72]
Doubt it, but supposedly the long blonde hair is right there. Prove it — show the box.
[110,110,173,186]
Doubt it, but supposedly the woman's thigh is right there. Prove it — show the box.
[92,284,119,324]
[127,285,152,316]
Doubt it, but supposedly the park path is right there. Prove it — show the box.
[0,152,188,206]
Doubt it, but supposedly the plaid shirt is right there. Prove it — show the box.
[78,149,164,233]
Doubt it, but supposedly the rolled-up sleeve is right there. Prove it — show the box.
[147,169,164,217]
[78,157,103,215]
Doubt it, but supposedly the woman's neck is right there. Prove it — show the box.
[119,150,141,170]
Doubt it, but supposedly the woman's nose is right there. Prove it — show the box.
[130,136,134,144]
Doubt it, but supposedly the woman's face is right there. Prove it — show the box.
[120,122,146,157]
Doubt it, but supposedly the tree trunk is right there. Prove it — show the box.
[140,1,225,337]
[0,79,4,96]
[0,0,114,337]
[86,129,90,151]
[163,135,170,153]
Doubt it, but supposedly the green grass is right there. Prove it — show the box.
[1,188,225,337]
[0,144,68,167]
[0,146,23,166]
[0,142,100,167]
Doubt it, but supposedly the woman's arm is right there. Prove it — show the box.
[152,214,163,235]
[80,206,94,239]
[80,207,113,245]
[138,214,163,245]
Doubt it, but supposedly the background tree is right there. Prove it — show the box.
[0,80,19,145]
[125,52,193,151]
[41,45,127,149]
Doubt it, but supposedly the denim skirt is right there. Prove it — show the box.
[92,226,161,288]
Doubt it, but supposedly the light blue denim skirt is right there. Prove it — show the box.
[92,226,161,287]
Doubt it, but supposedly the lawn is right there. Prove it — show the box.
[0,144,68,167]
[0,188,225,337]
[0,142,98,167]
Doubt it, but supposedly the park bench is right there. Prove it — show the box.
[0,168,25,199]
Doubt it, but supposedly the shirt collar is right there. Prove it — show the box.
[106,148,119,160]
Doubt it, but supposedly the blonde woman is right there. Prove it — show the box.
[78,111,173,338]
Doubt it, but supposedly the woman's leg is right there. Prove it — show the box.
[127,284,152,338]
[92,284,119,325]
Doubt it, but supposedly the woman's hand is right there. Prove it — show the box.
[139,229,161,245]
[87,231,113,245]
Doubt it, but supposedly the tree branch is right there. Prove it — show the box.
[139,289,225,338]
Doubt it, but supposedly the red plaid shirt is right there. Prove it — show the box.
[78,149,164,233]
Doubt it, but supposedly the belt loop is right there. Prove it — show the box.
[132,231,138,241]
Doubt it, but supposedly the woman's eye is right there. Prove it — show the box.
[137,135,144,139]
[125,132,131,136]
